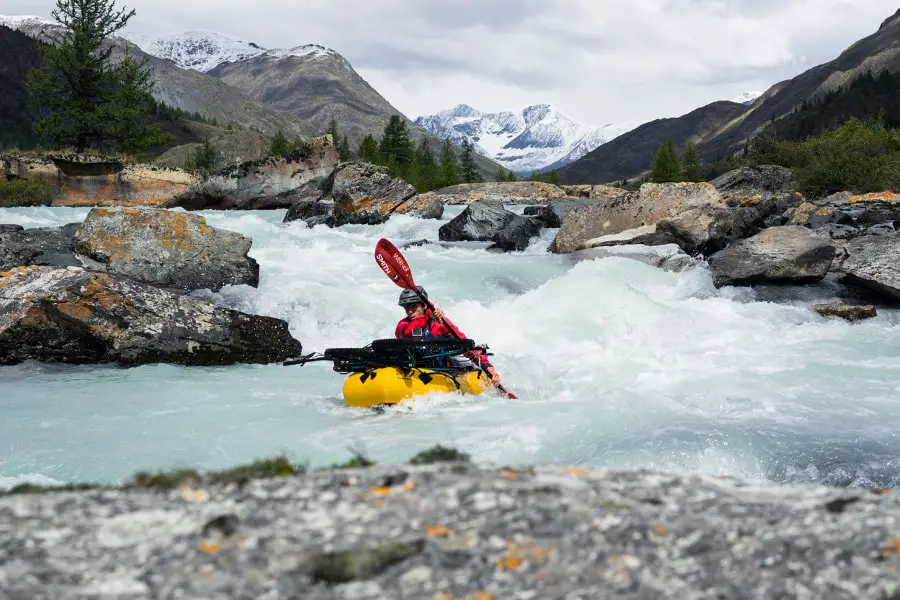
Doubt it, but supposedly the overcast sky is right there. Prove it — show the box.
[4,1,897,126]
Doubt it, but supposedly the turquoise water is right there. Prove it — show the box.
[2,206,900,489]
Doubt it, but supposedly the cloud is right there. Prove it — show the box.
[4,0,896,125]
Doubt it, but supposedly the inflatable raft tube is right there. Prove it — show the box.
[343,367,489,408]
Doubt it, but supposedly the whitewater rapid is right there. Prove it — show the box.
[2,205,900,490]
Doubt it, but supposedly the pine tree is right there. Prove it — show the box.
[681,142,704,181]
[379,115,413,169]
[357,134,380,164]
[495,166,510,181]
[338,134,352,161]
[459,138,482,183]
[649,140,681,183]
[328,117,339,143]
[413,137,438,192]
[269,130,289,156]
[27,0,169,153]
[438,139,460,188]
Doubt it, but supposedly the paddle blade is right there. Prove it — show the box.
[375,238,416,290]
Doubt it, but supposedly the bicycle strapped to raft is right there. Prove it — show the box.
[283,337,493,379]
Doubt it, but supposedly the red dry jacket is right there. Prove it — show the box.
[394,310,492,368]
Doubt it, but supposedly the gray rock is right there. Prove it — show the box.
[439,201,518,243]
[656,205,764,256]
[542,197,601,228]
[0,224,24,233]
[865,223,896,236]
[489,216,543,252]
[0,266,302,366]
[573,243,698,272]
[579,224,673,248]
[283,199,332,223]
[816,191,900,227]
[0,222,82,271]
[164,135,338,210]
[331,162,438,225]
[836,235,900,301]
[787,202,853,228]
[73,208,259,292]
[709,164,796,196]
[709,226,837,287]
[2,461,899,599]
[810,223,861,241]
[813,303,877,322]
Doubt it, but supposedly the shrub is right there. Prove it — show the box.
[0,178,60,207]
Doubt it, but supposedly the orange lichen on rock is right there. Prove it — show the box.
[495,539,556,570]
[849,192,900,204]
[426,525,450,538]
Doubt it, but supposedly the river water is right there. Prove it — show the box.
[2,205,900,490]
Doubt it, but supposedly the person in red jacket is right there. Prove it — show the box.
[395,286,501,385]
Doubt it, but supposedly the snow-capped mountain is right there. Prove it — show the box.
[732,90,764,105]
[415,103,637,175]
[121,30,339,72]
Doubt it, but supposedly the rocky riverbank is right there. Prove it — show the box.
[2,449,900,599]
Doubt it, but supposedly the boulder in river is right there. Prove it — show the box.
[438,201,541,251]
[708,226,837,287]
[0,266,301,366]
[73,208,259,292]
[834,235,900,302]
[331,162,442,225]
[1,223,81,271]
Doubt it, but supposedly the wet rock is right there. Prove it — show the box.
[708,226,837,287]
[439,201,540,251]
[551,182,726,253]
[522,205,544,216]
[655,205,764,256]
[73,208,259,292]
[490,216,543,252]
[812,303,877,322]
[573,243,698,272]
[542,197,604,228]
[835,235,900,302]
[577,224,672,249]
[282,199,331,223]
[0,223,81,271]
[330,162,441,225]
[0,266,302,366]
[0,224,24,233]
[164,135,338,210]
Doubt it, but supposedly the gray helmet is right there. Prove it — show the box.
[398,286,427,306]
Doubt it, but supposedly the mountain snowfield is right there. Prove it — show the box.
[415,104,639,175]
[732,90,764,105]
[120,30,339,72]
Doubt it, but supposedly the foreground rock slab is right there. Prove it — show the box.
[2,462,900,599]
[0,266,301,366]
[74,208,259,292]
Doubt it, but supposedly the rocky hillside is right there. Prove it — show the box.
[558,101,748,184]
[0,25,42,148]
[560,8,900,184]
[0,18,315,141]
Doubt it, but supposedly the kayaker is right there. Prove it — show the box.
[395,286,502,385]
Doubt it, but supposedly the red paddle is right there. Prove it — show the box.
[374,237,517,399]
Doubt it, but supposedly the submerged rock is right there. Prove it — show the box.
[0,266,301,366]
[73,208,259,292]
[0,223,81,271]
[812,303,877,322]
[708,226,837,287]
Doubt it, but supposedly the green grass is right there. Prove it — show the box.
[0,177,61,207]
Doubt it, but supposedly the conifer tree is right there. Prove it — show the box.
[413,136,438,191]
[438,139,460,188]
[680,142,704,181]
[357,134,380,164]
[379,115,413,168]
[27,0,169,153]
[649,140,681,182]
[268,130,289,156]
[338,134,352,161]
[459,138,482,183]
